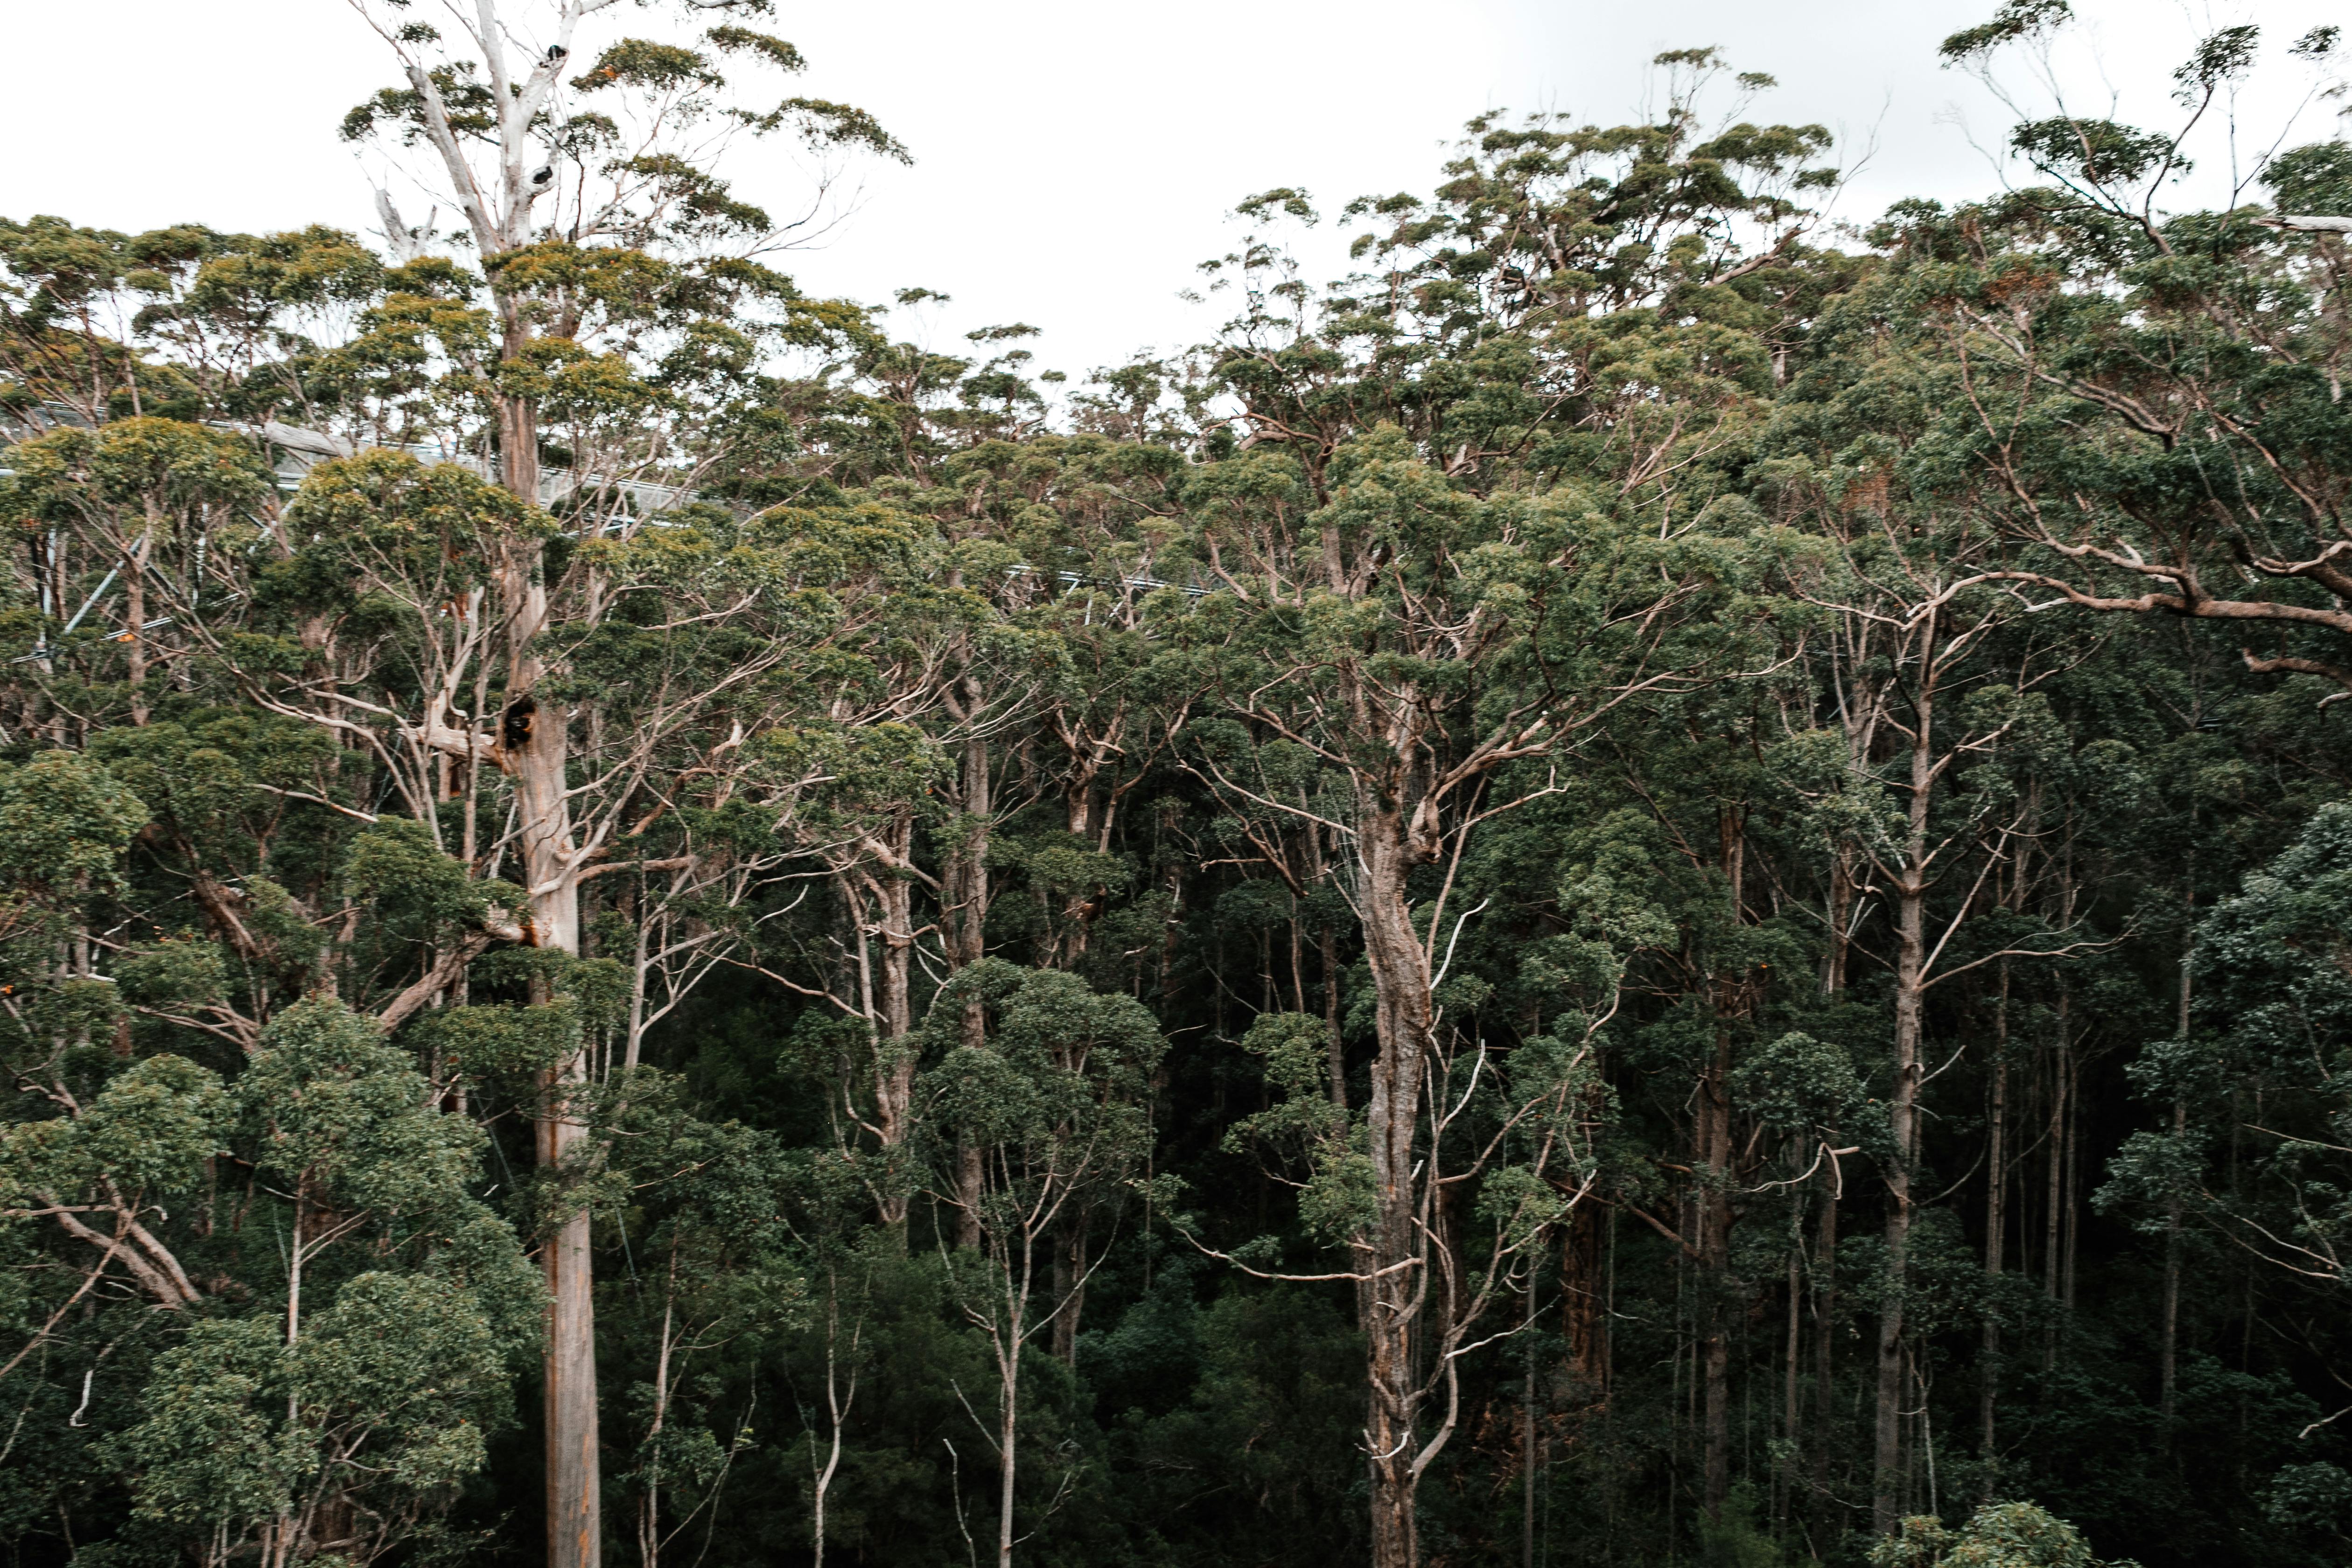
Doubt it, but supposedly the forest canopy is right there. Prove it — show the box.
[3,4,2352,1568]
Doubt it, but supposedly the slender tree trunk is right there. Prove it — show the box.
[1700,812,1748,1519]
[637,1250,678,1568]
[867,827,921,1229]
[2160,1096,2186,1425]
[996,1331,1021,1568]
[1561,1199,1607,1393]
[1323,926,1347,1112]
[1813,1151,1841,1542]
[2061,1050,2080,1316]
[1700,1025,1734,1518]
[1813,869,1849,1543]
[2161,894,2192,1427]
[1980,965,2009,1482]
[123,523,149,726]
[1051,1211,1089,1366]
[1783,1238,1802,1531]
[1523,1277,1539,1568]
[2042,997,2068,1371]
[949,724,992,1249]
[623,901,651,1075]
[812,1270,855,1568]
[1874,698,1932,1537]
[1823,850,1854,995]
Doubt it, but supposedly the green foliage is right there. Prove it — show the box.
[8,17,2352,1568]
[0,750,147,898]
[1870,1501,2135,1568]
[1697,1483,1786,1567]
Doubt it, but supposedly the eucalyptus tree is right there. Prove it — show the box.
[332,9,907,1552]
[919,960,1163,1568]
[588,1074,798,1568]
[1764,308,2120,1527]
[1194,50,1839,499]
[0,749,169,1310]
[1894,11,2352,691]
[0,415,269,739]
[2,987,538,1566]
[119,1001,538,1568]
[1543,671,1827,1521]
[0,369,882,1568]
[0,751,542,1563]
[742,477,1085,1225]
[1176,423,1766,1565]
[2105,800,2352,1301]
[0,217,224,428]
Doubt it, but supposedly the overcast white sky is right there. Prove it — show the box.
[4,1,2344,380]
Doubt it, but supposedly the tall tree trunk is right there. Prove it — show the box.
[1322,925,1347,1113]
[498,354,541,502]
[2042,1004,2070,1372]
[1051,1211,1089,1366]
[1522,1277,1539,1568]
[996,1333,1021,1568]
[1700,811,1749,1519]
[1980,964,2009,1482]
[2062,1049,2081,1316]
[1813,870,1848,1547]
[2161,892,2192,1427]
[1700,1024,1734,1518]
[1358,807,1436,1568]
[865,820,921,1230]
[2160,1100,2185,1425]
[540,1033,600,1568]
[1813,1137,1841,1543]
[810,1268,853,1568]
[489,366,598,1568]
[1561,1199,1608,1394]
[124,521,150,726]
[947,723,992,1248]
[1874,696,1932,1537]
[1782,1227,1801,1532]
[1824,852,1854,995]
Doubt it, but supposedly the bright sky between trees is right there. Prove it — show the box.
[6,0,2345,383]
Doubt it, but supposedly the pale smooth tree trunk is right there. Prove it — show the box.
[998,1350,1020,1568]
[491,386,599,1568]
[367,15,609,1562]
[989,1275,1027,1568]
[810,1269,858,1568]
[540,1077,599,1568]
[1874,670,1932,1536]
[1812,886,1848,1542]
[1980,962,2009,1480]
